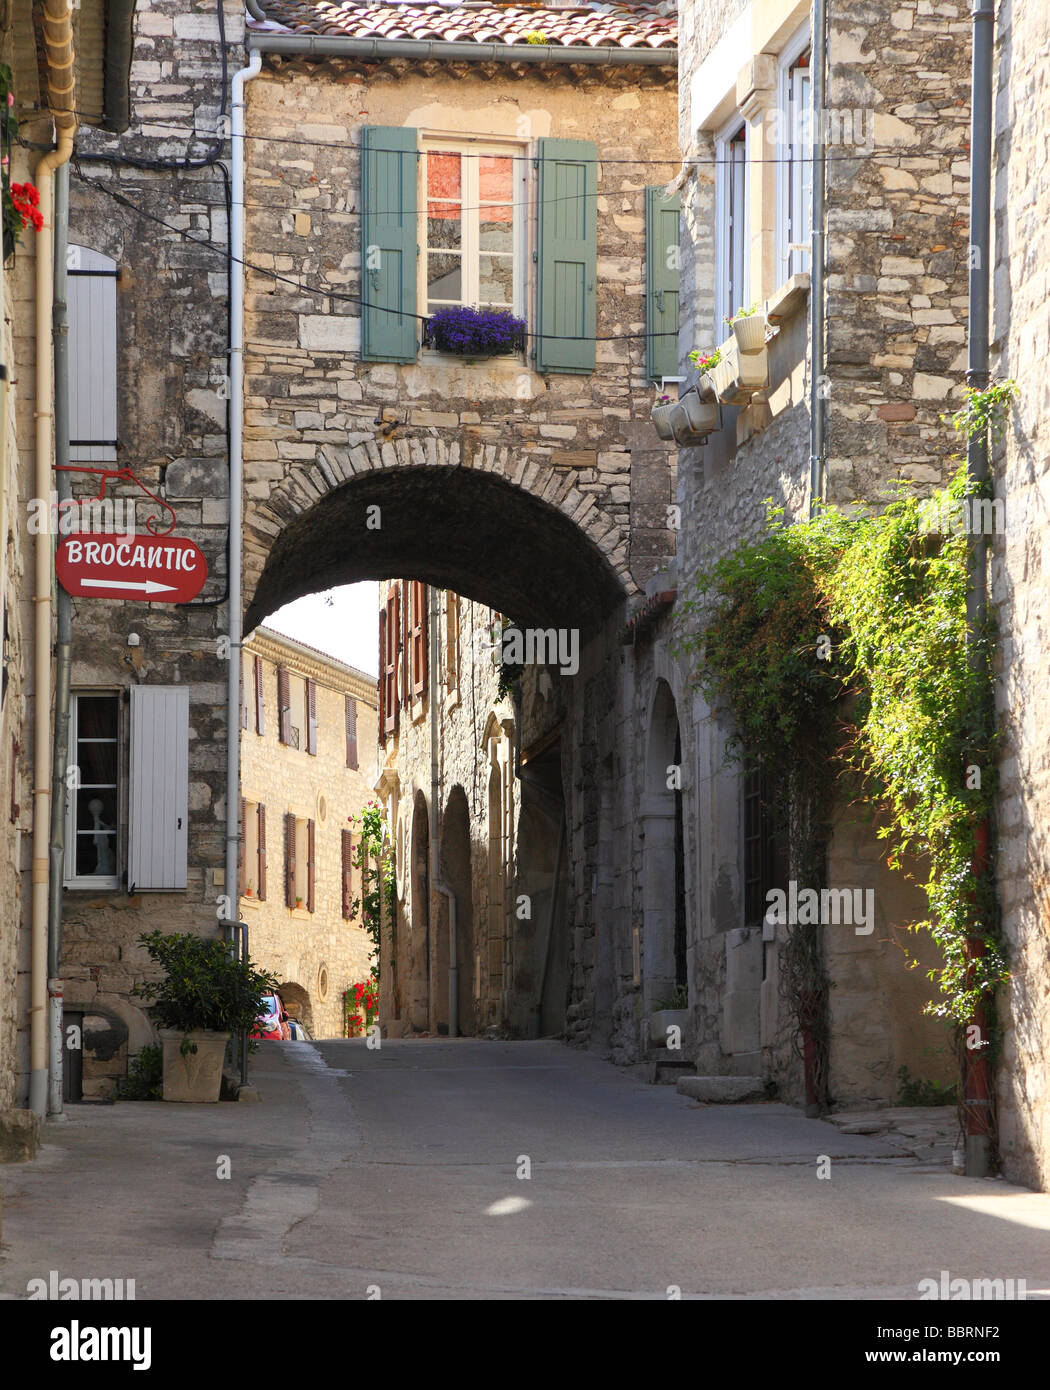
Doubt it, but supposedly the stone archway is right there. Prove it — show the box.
[278,981,313,1033]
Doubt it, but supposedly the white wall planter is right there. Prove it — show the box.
[651,403,675,440]
[714,341,769,405]
[160,1028,230,1102]
[669,388,719,445]
[731,314,767,355]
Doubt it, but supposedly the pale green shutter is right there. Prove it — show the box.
[361,126,419,363]
[536,138,597,374]
[646,187,681,381]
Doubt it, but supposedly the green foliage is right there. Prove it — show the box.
[133,932,279,1040]
[348,800,393,981]
[677,464,1007,1027]
[727,301,759,324]
[0,63,20,261]
[687,345,722,371]
[523,29,548,43]
[948,379,1017,442]
[116,1044,163,1101]
[496,619,524,700]
[655,984,689,1010]
[896,1065,958,1107]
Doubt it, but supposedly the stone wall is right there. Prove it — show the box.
[990,0,1050,1191]
[239,627,378,1040]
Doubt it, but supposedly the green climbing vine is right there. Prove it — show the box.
[677,462,1007,1038]
[346,800,395,985]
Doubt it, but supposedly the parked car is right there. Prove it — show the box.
[287,1016,312,1042]
[251,990,291,1041]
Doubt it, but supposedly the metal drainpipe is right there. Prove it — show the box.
[963,0,995,1181]
[808,0,828,519]
[30,0,77,1119]
[429,586,457,1038]
[223,48,262,935]
[246,33,675,68]
[47,161,72,1118]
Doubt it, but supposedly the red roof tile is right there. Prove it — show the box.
[252,2,678,52]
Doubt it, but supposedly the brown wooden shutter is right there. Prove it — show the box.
[378,609,387,745]
[277,665,291,745]
[342,827,354,919]
[257,803,267,902]
[307,818,316,913]
[238,797,246,898]
[306,678,318,756]
[400,581,409,708]
[382,589,399,737]
[345,695,358,769]
[240,666,248,729]
[255,655,265,734]
[410,581,427,698]
[284,812,296,907]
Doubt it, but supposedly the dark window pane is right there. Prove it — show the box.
[77,696,117,739]
[77,740,118,787]
[75,831,117,877]
[75,788,118,832]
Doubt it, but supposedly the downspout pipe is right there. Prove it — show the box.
[30,0,76,1120]
[963,0,995,1181]
[808,0,828,519]
[47,161,72,1118]
[224,49,262,941]
[429,586,457,1039]
[246,33,675,67]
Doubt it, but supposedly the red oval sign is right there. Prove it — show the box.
[56,533,209,603]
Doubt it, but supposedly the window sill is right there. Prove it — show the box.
[239,895,262,911]
[419,349,527,371]
[63,878,121,893]
[290,907,312,920]
[766,272,810,327]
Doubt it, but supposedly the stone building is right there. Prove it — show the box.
[1,0,135,1143]
[239,625,378,1040]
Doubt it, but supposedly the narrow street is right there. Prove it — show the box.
[3,1040,1049,1301]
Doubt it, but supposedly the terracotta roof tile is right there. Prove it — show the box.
[252,1,678,52]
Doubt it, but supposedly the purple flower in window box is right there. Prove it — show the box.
[422,306,527,358]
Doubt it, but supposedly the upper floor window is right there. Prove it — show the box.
[421,143,521,321]
[67,245,118,461]
[715,123,749,330]
[777,31,813,281]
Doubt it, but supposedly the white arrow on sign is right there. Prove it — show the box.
[80,578,178,595]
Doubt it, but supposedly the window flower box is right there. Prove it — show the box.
[421,306,527,360]
[712,339,769,405]
[669,387,720,444]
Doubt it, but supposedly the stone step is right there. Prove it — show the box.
[643,1056,694,1085]
[676,1075,767,1103]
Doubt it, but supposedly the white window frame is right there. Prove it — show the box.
[776,24,813,283]
[418,136,527,332]
[64,690,122,891]
[715,117,750,332]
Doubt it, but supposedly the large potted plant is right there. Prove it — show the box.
[422,306,527,359]
[134,931,279,1103]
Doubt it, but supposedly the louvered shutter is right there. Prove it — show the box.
[307,818,316,913]
[306,678,318,756]
[536,139,598,374]
[127,686,189,891]
[258,803,267,902]
[345,695,358,769]
[238,797,246,898]
[277,665,291,745]
[411,581,427,698]
[361,126,419,363]
[240,659,248,729]
[378,609,387,744]
[383,589,399,736]
[255,655,265,734]
[342,828,354,919]
[285,812,297,907]
[646,187,681,380]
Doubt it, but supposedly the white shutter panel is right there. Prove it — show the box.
[68,245,118,462]
[128,686,189,890]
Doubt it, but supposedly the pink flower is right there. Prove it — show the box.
[6,93,13,108]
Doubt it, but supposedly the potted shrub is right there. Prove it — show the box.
[134,931,279,1103]
[727,302,766,354]
[422,305,527,359]
[651,392,675,440]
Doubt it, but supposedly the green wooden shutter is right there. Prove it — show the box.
[536,138,598,374]
[361,126,419,363]
[646,187,681,381]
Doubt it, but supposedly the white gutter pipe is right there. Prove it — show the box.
[30,0,76,1119]
[224,50,262,927]
[429,586,457,1038]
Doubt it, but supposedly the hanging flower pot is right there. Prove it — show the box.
[669,388,719,445]
[651,401,675,440]
[730,310,767,355]
[713,340,769,405]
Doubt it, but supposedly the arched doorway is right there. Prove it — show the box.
[278,981,313,1033]
[440,784,474,1036]
[410,791,430,1033]
[641,680,688,1020]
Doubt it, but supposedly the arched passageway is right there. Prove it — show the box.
[278,982,313,1033]
[410,791,430,1034]
[641,680,687,1018]
[439,785,474,1037]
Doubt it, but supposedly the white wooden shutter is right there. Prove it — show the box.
[67,245,118,462]
[128,686,189,891]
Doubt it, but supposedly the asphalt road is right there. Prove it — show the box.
[2,1037,1050,1300]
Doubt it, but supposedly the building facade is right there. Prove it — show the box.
[240,625,378,1040]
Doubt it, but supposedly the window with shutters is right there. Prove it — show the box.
[645,188,682,382]
[777,30,813,282]
[306,677,318,756]
[379,587,399,741]
[342,826,358,920]
[409,580,427,699]
[277,665,292,746]
[63,691,121,889]
[286,814,315,911]
[420,140,524,324]
[535,138,598,374]
[345,695,358,769]
[254,655,265,735]
[715,121,750,330]
[243,800,261,897]
[67,245,118,462]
